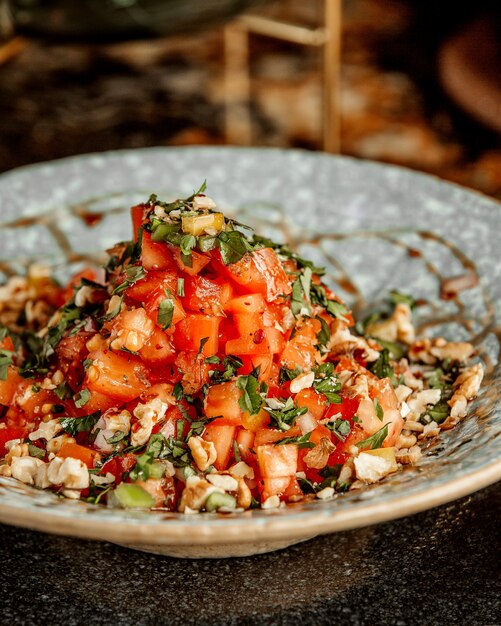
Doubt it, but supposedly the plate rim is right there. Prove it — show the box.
[0,145,499,546]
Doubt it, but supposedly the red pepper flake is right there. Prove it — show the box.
[253,329,265,344]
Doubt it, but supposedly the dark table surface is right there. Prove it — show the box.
[1,482,500,626]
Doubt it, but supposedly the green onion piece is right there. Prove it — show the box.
[111,483,155,509]
[205,491,237,512]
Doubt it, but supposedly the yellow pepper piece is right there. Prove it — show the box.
[364,447,398,472]
[181,212,224,236]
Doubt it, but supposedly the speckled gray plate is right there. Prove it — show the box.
[0,147,499,558]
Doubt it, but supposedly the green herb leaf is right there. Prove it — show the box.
[369,348,396,385]
[374,397,384,421]
[265,397,308,431]
[315,316,331,351]
[196,337,209,358]
[28,444,45,460]
[0,348,13,381]
[177,278,185,297]
[113,265,146,295]
[236,375,263,416]
[217,230,253,265]
[428,401,449,424]
[173,382,184,401]
[157,295,175,330]
[389,290,416,310]
[313,375,342,404]
[355,424,389,450]
[59,412,101,436]
[275,431,315,449]
[106,431,127,445]
[54,381,72,401]
[74,388,91,408]
[327,418,351,441]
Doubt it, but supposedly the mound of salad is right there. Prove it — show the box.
[0,184,483,513]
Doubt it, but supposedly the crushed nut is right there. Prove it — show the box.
[303,437,336,469]
[354,452,394,483]
[188,436,217,472]
[206,473,238,492]
[47,456,89,490]
[395,445,422,465]
[178,476,221,512]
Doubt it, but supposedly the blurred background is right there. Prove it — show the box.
[0,0,500,198]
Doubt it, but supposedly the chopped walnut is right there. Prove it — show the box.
[132,398,168,447]
[395,432,417,449]
[206,473,238,492]
[10,456,46,486]
[178,476,221,512]
[409,337,474,365]
[395,445,422,465]
[47,456,89,490]
[188,436,217,472]
[28,419,63,442]
[354,452,394,484]
[236,479,252,509]
[406,388,441,421]
[328,320,380,362]
[444,363,484,426]
[303,437,336,469]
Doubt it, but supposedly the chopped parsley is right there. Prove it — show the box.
[157,294,175,330]
[327,418,351,441]
[265,397,308,431]
[275,432,315,449]
[236,375,263,416]
[59,412,101,436]
[355,424,389,450]
[74,388,91,408]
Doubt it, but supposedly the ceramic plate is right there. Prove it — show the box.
[0,147,499,558]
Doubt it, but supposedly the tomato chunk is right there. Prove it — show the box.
[204,381,243,424]
[85,349,150,402]
[203,423,236,471]
[57,442,99,468]
[173,315,221,356]
[224,248,292,302]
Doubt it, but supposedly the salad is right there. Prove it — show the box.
[0,184,483,513]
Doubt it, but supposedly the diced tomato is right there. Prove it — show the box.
[57,442,99,468]
[295,388,328,421]
[110,308,155,350]
[325,394,360,422]
[204,381,243,424]
[183,275,233,315]
[263,327,285,354]
[203,423,236,471]
[225,293,266,314]
[282,476,303,501]
[56,332,94,391]
[12,381,57,421]
[254,425,301,447]
[130,203,150,240]
[101,453,136,484]
[257,443,298,499]
[74,389,120,415]
[0,426,26,455]
[235,428,255,464]
[170,246,210,276]
[0,367,24,407]
[141,231,178,272]
[174,351,211,395]
[238,354,273,381]
[173,314,221,357]
[85,349,150,402]
[221,248,292,302]
[281,318,321,370]
[143,285,186,330]
[225,333,270,356]
[126,271,176,302]
[139,327,176,366]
